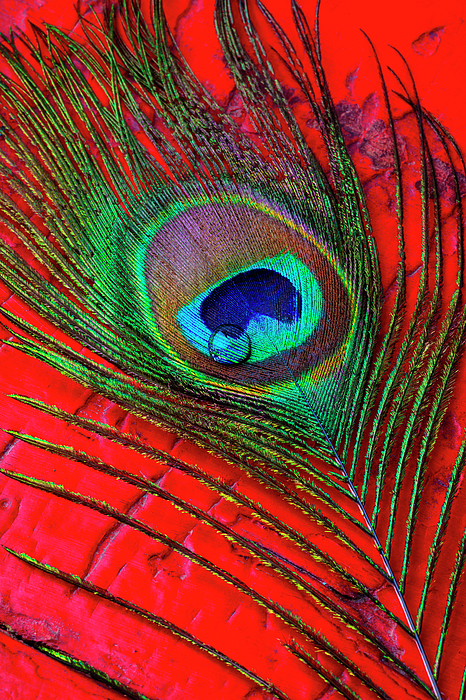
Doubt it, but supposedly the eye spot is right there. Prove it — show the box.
[200,268,302,333]
[208,325,252,364]
[148,192,352,386]
[0,499,10,509]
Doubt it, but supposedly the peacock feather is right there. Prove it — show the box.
[0,0,465,698]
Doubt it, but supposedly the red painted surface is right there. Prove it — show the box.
[0,1,465,699]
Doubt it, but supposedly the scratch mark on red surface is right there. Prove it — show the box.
[77,492,151,584]
[412,27,446,56]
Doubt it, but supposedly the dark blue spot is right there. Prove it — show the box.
[200,269,302,338]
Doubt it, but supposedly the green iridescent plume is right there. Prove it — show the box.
[0,1,465,699]
[1,0,379,450]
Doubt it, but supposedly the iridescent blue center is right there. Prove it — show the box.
[177,253,323,364]
[200,269,302,339]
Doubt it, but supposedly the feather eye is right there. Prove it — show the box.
[108,182,357,420]
[0,1,466,699]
